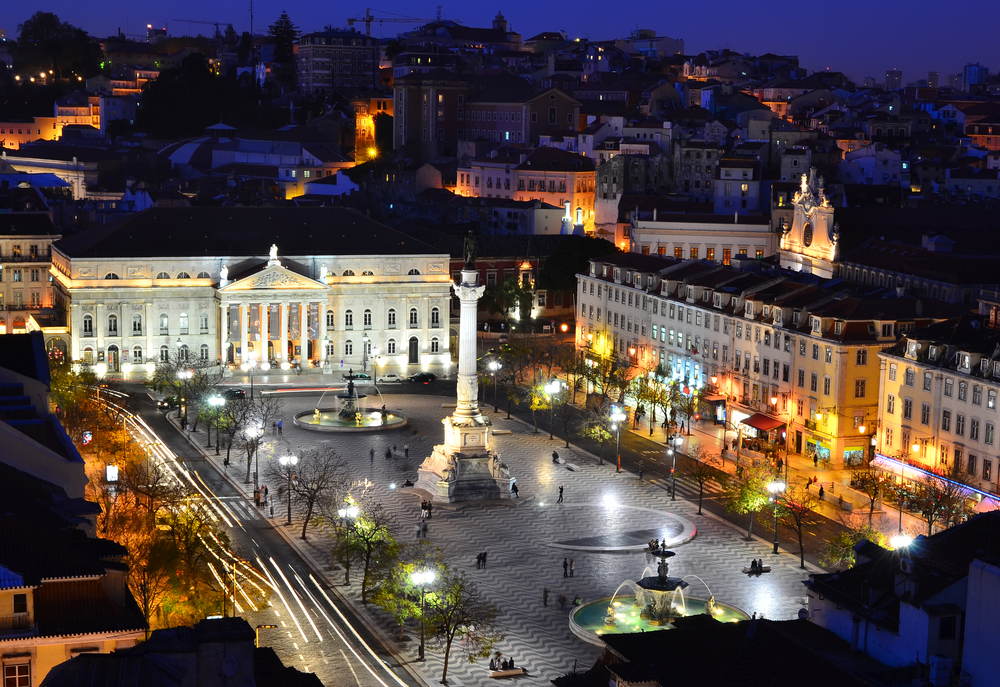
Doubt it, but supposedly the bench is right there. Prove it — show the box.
[742,566,772,575]
[564,463,581,471]
[491,429,512,435]
[490,669,526,679]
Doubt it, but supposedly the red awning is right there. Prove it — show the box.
[740,413,785,432]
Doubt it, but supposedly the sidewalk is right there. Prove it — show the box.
[619,406,932,536]
[167,392,817,686]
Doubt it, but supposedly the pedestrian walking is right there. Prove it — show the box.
[427,501,433,519]
[813,453,818,468]
[476,552,483,569]
[385,447,392,462]
[777,457,783,473]
[818,485,825,500]
[557,486,564,503]
[404,443,409,457]
[263,485,269,503]
[569,560,574,577]
[552,451,559,464]
[421,521,428,538]
[254,488,260,507]
[563,558,569,577]
[278,419,283,435]
[543,587,549,607]
[481,551,488,569]
[415,522,421,540]
[393,443,397,456]
[370,447,375,464]
[511,482,519,498]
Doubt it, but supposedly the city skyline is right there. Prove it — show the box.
[5,0,996,85]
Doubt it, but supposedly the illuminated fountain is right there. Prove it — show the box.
[293,376,407,432]
[570,547,748,645]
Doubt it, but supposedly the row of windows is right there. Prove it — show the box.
[325,336,442,357]
[889,364,999,407]
[332,307,440,329]
[82,313,209,337]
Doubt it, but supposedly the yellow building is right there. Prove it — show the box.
[0,118,61,151]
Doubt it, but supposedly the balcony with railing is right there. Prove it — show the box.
[3,251,51,263]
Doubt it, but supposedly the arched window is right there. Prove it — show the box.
[83,347,94,364]
[179,313,189,334]
[199,313,209,333]
[156,272,170,279]
[325,341,335,357]
[431,337,440,354]
[345,340,354,356]
[104,273,120,280]
[364,339,372,356]
[362,270,374,276]
[409,308,418,327]
[132,313,142,334]
[363,309,372,328]
[345,310,353,329]
[132,346,143,363]
[387,309,396,328]
[197,271,211,279]
[107,314,118,335]
[177,272,191,279]
[159,313,169,334]
[326,310,335,329]
[200,344,209,361]
[387,339,396,354]
[82,314,94,336]
[407,268,421,276]
[431,307,441,328]
[159,345,169,362]
[343,270,355,277]
[178,344,189,362]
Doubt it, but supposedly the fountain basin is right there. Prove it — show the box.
[569,595,749,646]
[293,408,408,433]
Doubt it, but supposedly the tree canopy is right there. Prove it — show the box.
[14,12,102,79]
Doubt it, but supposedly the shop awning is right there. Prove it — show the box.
[701,393,725,403]
[740,413,785,432]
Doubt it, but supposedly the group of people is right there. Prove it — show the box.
[489,654,517,672]
[419,500,434,519]
[476,550,489,569]
[748,558,765,572]
[254,484,269,508]
[414,519,429,539]
[270,419,283,435]
[562,558,574,577]
[647,539,661,550]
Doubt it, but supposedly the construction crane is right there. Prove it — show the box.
[347,8,433,36]
[172,19,228,39]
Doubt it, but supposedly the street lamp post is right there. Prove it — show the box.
[545,379,561,441]
[279,454,298,525]
[489,360,501,412]
[667,433,682,500]
[362,332,370,372]
[410,569,436,661]
[176,368,193,429]
[611,406,626,471]
[241,354,258,399]
[209,396,224,453]
[250,425,263,494]
[767,480,786,554]
[337,505,359,584]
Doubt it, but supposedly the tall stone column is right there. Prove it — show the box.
[453,270,485,420]
[219,303,228,363]
[260,301,269,361]
[299,302,308,361]
[145,301,154,365]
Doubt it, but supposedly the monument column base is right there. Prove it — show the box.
[415,418,513,502]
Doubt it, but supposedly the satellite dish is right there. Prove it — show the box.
[222,654,238,677]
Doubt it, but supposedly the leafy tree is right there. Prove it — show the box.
[267,448,348,540]
[14,12,102,79]
[771,485,822,569]
[912,473,972,536]
[425,568,505,684]
[371,541,441,640]
[823,513,891,569]
[483,275,533,328]
[578,403,612,464]
[268,11,299,87]
[684,443,721,515]
[722,462,772,540]
[383,38,406,60]
[334,489,399,602]
[525,383,550,434]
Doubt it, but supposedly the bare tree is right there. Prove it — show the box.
[267,448,348,540]
[684,443,721,515]
[426,567,505,684]
[849,462,885,527]
[772,485,823,569]
[240,394,282,484]
[334,486,399,603]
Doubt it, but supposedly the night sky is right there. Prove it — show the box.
[5,1,994,84]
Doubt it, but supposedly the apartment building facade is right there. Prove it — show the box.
[297,29,379,95]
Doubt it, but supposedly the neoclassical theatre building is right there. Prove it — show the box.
[51,207,454,375]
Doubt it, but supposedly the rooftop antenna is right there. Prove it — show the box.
[249,0,253,35]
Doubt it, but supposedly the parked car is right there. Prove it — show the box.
[378,373,404,383]
[341,372,372,381]
[223,388,246,399]
[157,396,179,410]
[408,372,437,384]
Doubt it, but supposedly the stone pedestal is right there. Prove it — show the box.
[416,268,514,502]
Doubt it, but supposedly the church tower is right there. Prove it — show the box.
[778,167,840,279]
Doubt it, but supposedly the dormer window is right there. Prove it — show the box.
[982,359,989,374]
[704,291,710,302]
[614,268,621,281]
[687,286,694,299]
[774,309,782,325]
[961,353,971,370]
[994,361,1000,378]
[714,294,721,307]
[907,340,919,358]
[590,264,596,276]
[746,302,754,317]
[793,312,800,325]
[602,266,608,277]
[929,346,938,361]
[763,306,770,317]
[835,322,844,335]
[811,317,821,334]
